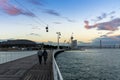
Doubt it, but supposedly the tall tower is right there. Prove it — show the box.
[100,40,102,48]
[71,40,77,49]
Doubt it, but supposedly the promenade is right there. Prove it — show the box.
[0,51,53,80]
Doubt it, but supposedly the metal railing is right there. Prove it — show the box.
[53,50,64,80]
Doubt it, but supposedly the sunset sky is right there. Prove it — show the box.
[0,0,120,44]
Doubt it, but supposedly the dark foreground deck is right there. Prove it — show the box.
[0,51,53,80]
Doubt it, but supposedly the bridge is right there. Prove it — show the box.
[0,50,64,80]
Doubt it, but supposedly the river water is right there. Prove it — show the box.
[0,51,37,64]
[56,49,120,80]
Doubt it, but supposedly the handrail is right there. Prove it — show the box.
[53,50,64,80]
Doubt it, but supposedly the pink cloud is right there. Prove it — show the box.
[84,20,97,29]
[84,18,120,31]
[103,25,118,31]
[0,0,35,17]
[106,32,114,35]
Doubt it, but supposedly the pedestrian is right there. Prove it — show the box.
[37,48,43,64]
[42,49,48,64]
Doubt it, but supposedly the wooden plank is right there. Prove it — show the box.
[0,51,53,80]
[22,51,53,80]
[0,54,40,80]
[0,78,19,80]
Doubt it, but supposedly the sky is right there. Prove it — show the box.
[0,0,120,45]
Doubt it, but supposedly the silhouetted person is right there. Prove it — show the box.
[42,49,48,64]
[37,49,43,64]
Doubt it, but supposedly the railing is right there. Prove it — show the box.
[53,50,64,80]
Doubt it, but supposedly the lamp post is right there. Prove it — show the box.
[70,33,74,49]
[56,32,61,50]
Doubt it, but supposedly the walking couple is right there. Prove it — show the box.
[37,48,48,64]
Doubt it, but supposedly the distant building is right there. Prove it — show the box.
[0,39,37,48]
[71,40,77,49]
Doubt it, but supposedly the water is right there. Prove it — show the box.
[0,51,37,64]
[56,49,120,80]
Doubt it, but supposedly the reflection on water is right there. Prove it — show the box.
[56,49,120,80]
[0,51,37,64]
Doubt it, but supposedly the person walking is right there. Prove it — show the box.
[42,49,48,64]
[37,49,43,64]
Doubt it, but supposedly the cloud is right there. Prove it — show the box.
[106,31,114,35]
[29,33,40,37]
[109,35,120,40]
[92,11,116,22]
[110,16,115,19]
[97,18,120,31]
[0,0,35,17]
[84,18,120,31]
[44,9,61,16]
[99,32,114,38]
[92,35,120,46]
[32,26,41,30]
[43,9,75,23]
[97,16,103,21]
[28,0,44,6]
[53,22,61,24]
[67,19,75,22]
[84,20,97,29]
[92,13,107,22]
[98,31,114,39]
[109,11,116,15]
[102,13,107,18]
[22,12,35,17]
[100,35,107,38]
[97,13,107,21]
[63,17,76,22]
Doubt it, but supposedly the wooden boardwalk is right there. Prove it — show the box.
[22,51,53,80]
[0,51,53,80]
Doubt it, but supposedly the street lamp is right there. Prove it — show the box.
[56,32,61,49]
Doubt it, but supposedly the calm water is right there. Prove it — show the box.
[56,49,120,80]
[0,51,37,64]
